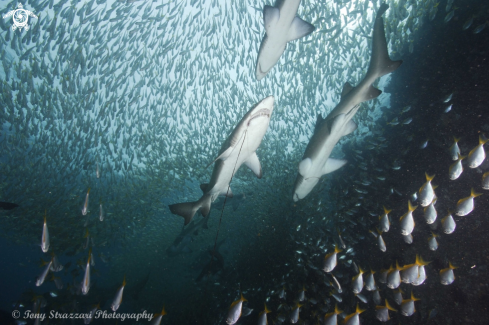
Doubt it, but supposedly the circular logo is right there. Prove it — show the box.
[13,9,28,28]
[12,310,20,319]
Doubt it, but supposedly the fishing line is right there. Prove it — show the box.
[211,130,247,257]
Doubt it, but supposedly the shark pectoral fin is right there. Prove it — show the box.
[342,120,358,136]
[323,158,347,175]
[263,5,280,34]
[169,201,200,225]
[199,195,212,217]
[341,82,354,99]
[206,146,234,168]
[200,183,209,193]
[366,85,382,100]
[287,16,315,42]
[244,152,263,178]
[219,186,233,198]
[298,158,312,176]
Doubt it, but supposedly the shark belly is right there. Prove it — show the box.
[293,132,342,201]
[207,127,264,199]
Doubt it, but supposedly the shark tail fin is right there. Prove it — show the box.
[367,3,402,81]
[169,201,201,225]
[170,195,213,225]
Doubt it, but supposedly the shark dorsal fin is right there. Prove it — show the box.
[341,82,354,99]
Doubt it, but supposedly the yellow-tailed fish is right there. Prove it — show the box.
[400,292,420,316]
[399,201,417,236]
[355,292,367,303]
[386,262,402,289]
[372,289,382,305]
[364,270,376,291]
[149,306,166,325]
[376,228,386,252]
[449,136,461,160]
[378,206,391,232]
[41,211,49,253]
[375,299,397,322]
[36,258,53,286]
[81,248,91,295]
[482,171,489,189]
[111,275,126,311]
[449,153,466,180]
[419,173,435,207]
[440,261,457,285]
[257,304,270,325]
[378,268,388,284]
[412,263,428,286]
[441,210,456,234]
[323,245,341,273]
[455,188,482,216]
[323,304,342,325]
[289,303,302,324]
[402,233,413,244]
[278,286,286,299]
[467,135,488,168]
[427,232,439,251]
[337,231,346,249]
[423,198,437,224]
[50,253,63,272]
[352,267,364,294]
[401,255,430,284]
[82,188,90,216]
[393,288,404,305]
[226,293,246,325]
[344,304,366,325]
[298,286,306,302]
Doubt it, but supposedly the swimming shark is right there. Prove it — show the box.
[170,96,275,225]
[255,0,315,80]
[292,3,402,202]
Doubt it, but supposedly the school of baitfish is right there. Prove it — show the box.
[0,0,488,323]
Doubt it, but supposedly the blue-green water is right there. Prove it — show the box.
[0,0,488,324]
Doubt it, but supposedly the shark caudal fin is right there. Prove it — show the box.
[169,195,212,225]
[366,3,402,83]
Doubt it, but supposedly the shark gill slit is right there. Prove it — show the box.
[211,129,248,262]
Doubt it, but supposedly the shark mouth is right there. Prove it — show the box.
[248,108,271,126]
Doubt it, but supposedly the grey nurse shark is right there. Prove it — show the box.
[293,3,402,202]
[255,0,315,81]
[170,96,275,225]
